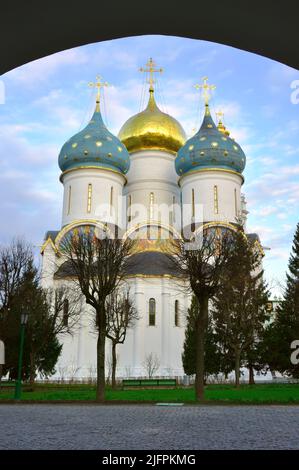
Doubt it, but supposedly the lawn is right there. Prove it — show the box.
[1,383,299,403]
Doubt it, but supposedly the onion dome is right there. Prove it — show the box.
[216,112,230,136]
[175,103,246,176]
[118,87,186,155]
[58,83,130,175]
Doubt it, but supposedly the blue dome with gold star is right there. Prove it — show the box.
[58,100,130,175]
[175,104,246,177]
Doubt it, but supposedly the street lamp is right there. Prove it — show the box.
[14,310,29,400]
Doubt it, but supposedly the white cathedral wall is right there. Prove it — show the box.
[180,169,243,226]
[123,150,181,232]
[40,244,56,289]
[52,275,190,380]
[60,168,126,228]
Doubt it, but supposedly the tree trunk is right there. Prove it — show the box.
[0,364,2,390]
[195,295,209,401]
[248,364,255,385]
[235,351,241,388]
[96,317,106,403]
[111,342,117,389]
[95,303,107,402]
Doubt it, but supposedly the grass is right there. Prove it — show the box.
[1,383,299,403]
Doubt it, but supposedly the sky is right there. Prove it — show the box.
[0,35,298,297]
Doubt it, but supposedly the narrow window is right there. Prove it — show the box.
[214,185,219,214]
[174,300,179,327]
[110,186,113,216]
[234,188,238,217]
[191,189,195,218]
[67,185,71,215]
[128,195,132,223]
[63,299,69,327]
[158,224,162,239]
[87,183,92,213]
[149,192,154,219]
[172,196,176,223]
[149,298,156,326]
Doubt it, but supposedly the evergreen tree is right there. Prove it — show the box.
[182,295,225,378]
[1,260,62,383]
[213,227,269,387]
[263,223,299,377]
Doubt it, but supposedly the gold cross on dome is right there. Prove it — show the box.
[140,58,163,91]
[216,110,224,123]
[88,75,109,104]
[194,76,216,105]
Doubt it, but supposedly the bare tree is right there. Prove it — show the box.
[68,363,81,382]
[168,226,233,401]
[87,364,97,384]
[58,364,68,383]
[142,352,160,378]
[106,288,139,388]
[0,241,81,386]
[0,238,33,313]
[124,365,132,378]
[46,285,82,337]
[59,225,134,402]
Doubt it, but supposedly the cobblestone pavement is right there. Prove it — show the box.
[0,405,298,450]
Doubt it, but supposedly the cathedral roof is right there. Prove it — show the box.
[124,251,182,277]
[44,230,59,241]
[54,252,183,278]
[58,96,130,176]
[118,87,186,155]
[175,103,246,177]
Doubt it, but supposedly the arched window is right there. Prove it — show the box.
[174,300,179,327]
[191,189,196,232]
[149,298,156,326]
[191,188,195,218]
[234,188,238,217]
[63,299,69,327]
[149,192,154,219]
[127,195,132,223]
[87,183,92,213]
[110,186,114,215]
[169,195,176,225]
[214,185,219,214]
[67,185,71,215]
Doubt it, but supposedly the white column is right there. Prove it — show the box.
[161,282,170,374]
[133,280,145,376]
[76,300,84,376]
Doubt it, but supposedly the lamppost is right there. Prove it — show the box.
[14,310,29,400]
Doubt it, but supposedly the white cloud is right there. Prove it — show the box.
[267,63,299,94]
[5,49,89,87]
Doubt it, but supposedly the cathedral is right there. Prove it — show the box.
[40,59,260,379]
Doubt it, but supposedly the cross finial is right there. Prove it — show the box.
[216,110,224,123]
[89,75,109,110]
[194,76,216,106]
[139,58,163,92]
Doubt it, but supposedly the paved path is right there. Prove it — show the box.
[0,405,298,450]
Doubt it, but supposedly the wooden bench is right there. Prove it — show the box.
[122,378,177,389]
[0,381,16,389]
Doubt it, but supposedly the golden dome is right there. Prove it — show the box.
[216,113,230,137]
[118,89,186,155]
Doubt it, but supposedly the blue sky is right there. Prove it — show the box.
[0,35,299,296]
